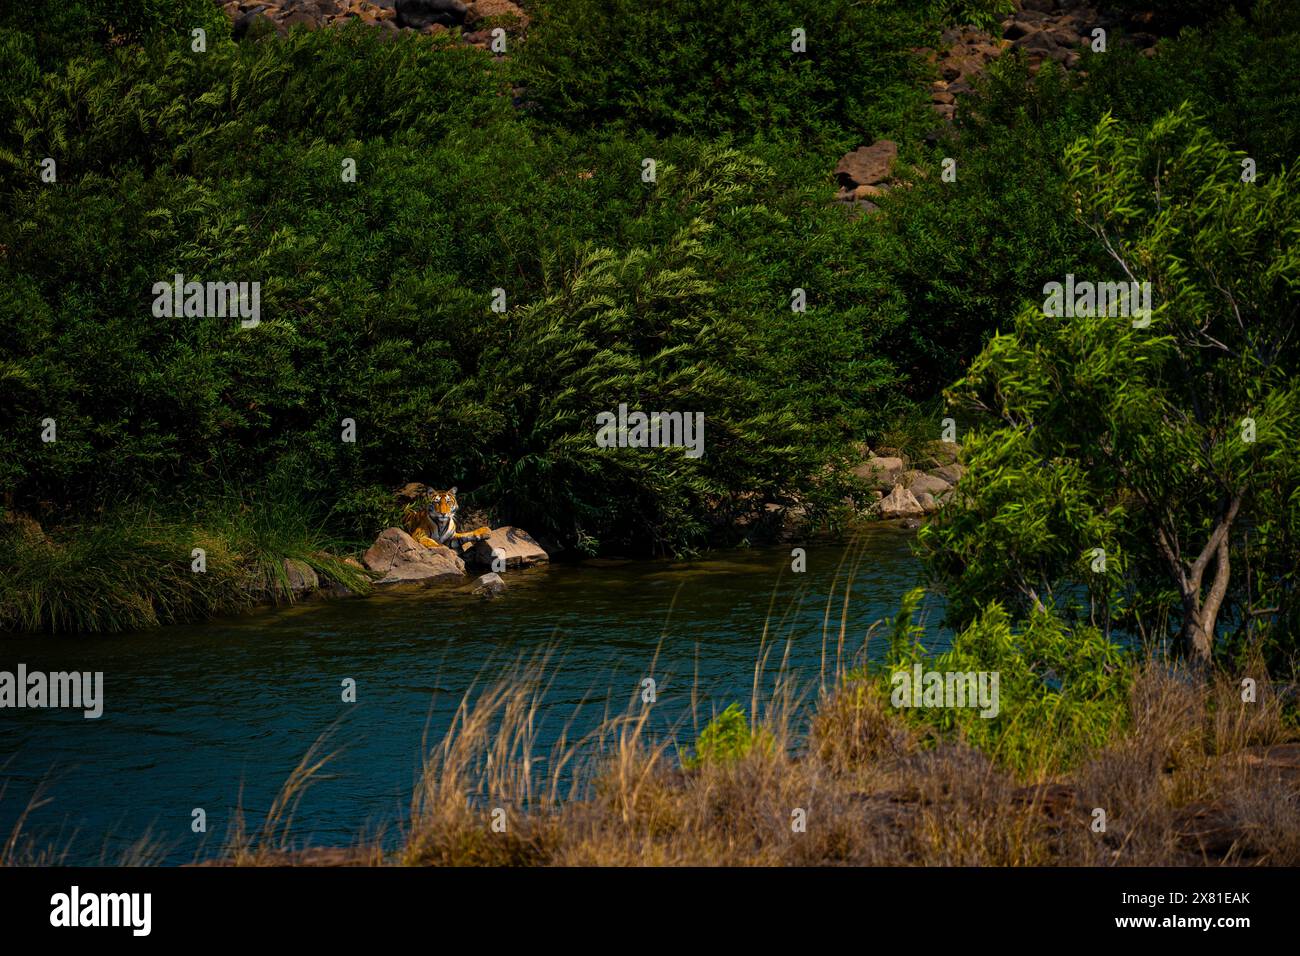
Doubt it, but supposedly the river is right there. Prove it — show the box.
[0,527,948,865]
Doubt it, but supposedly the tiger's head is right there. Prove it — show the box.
[425,487,459,529]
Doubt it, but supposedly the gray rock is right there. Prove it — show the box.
[466,526,549,571]
[934,463,966,485]
[232,9,285,39]
[363,528,466,586]
[469,572,507,598]
[879,484,926,519]
[908,474,953,498]
[852,456,905,491]
[283,558,319,593]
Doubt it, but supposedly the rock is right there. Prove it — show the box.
[468,0,528,26]
[928,440,960,465]
[844,199,881,218]
[465,526,549,571]
[908,474,953,498]
[281,10,323,29]
[900,518,923,530]
[941,54,984,81]
[833,140,898,189]
[1004,20,1039,41]
[395,0,467,28]
[852,456,904,491]
[363,528,466,586]
[914,492,938,514]
[283,558,319,593]
[1047,26,1082,47]
[879,485,926,520]
[1018,31,1061,53]
[933,463,966,485]
[468,572,507,598]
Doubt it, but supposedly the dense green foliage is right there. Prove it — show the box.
[860,1,1300,397]
[880,588,1132,772]
[1,0,1297,650]
[0,20,906,557]
[514,0,931,147]
[920,104,1299,663]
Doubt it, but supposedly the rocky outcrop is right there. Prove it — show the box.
[907,473,952,499]
[221,0,527,44]
[879,484,926,519]
[362,527,467,585]
[852,456,905,491]
[921,1,1166,129]
[465,526,549,571]
[855,441,964,523]
[832,140,900,216]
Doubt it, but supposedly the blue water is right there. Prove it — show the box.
[0,529,947,864]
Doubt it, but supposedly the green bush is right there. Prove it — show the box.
[513,0,933,150]
[1,0,229,65]
[0,24,904,556]
[682,702,773,769]
[879,589,1132,773]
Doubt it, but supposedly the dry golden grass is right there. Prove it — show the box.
[5,650,1296,868]
[195,653,1297,868]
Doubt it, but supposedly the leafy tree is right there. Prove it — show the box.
[921,104,1300,665]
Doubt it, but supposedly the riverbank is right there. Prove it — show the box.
[0,437,967,635]
[6,639,1297,866]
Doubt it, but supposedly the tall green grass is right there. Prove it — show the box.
[0,487,372,634]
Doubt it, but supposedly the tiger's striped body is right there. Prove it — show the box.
[403,486,490,550]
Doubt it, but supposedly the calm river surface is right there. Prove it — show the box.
[0,528,948,864]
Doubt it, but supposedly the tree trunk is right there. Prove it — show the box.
[1161,495,1240,671]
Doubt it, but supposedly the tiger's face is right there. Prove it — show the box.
[426,487,459,527]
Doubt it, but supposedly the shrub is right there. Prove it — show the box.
[513,0,933,150]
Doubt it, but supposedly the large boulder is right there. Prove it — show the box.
[395,0,468,28]
[908,473,953,498]
[465,526,549,571]
[879,485,926,520]
[934,463,966,485]
[363,528,466,586]
[834,140,898,189]
[852,456,905,491]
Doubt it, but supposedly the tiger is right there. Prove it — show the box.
[402,486,491,551]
